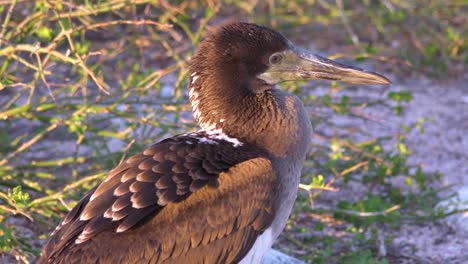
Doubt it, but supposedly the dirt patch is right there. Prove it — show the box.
[389,75,468,263]
[274,73,468,263]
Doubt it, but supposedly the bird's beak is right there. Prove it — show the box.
[258,44,391,85]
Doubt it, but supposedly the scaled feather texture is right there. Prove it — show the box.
[40,132,278,263]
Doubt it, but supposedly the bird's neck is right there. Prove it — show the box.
[188,73,312,159]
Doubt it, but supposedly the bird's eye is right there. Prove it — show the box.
[269,54,283,65]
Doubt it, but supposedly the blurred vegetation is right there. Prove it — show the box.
[0,0,466,263]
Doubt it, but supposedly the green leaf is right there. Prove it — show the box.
[415,166,427,189]
[393,105,402,115]
[405,177,413,186]
[34,1,49,12]
[36,26,53,41]
[388,90,413,102]
[314,222,325,231]
[75,41,90,55]
[8,186,30,209]
[397,143,409,155]
[0,226,16,252]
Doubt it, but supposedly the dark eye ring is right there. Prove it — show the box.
[269,54,283,64]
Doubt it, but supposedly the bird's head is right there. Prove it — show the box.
[190,22,390,96]
[188,22,390,134]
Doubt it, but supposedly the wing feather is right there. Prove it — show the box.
[40,131,276,264]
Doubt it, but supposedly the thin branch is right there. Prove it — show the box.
[0,0,18,47]
[0,122,59,166]
[0,192,33,221]
[336,0,360,47]
[340,161,368,177]
[29,173,104,208]
[299,183,338,192]
[316,204,401,217]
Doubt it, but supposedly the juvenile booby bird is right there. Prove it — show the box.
[40,22,390,264]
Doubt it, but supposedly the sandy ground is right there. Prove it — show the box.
[281,73,468,263]
[387,75,468,263]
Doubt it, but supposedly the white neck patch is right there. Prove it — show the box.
[184,129,243,147]
[188,72,223,131]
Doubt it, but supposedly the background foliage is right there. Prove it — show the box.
[0,0,466,263]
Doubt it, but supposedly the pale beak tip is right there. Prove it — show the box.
[377,75,392,85]
[362,71,391,85]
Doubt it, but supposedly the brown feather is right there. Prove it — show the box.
[41,132,274,264]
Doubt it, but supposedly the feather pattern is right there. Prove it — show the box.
[40,131,277,263]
